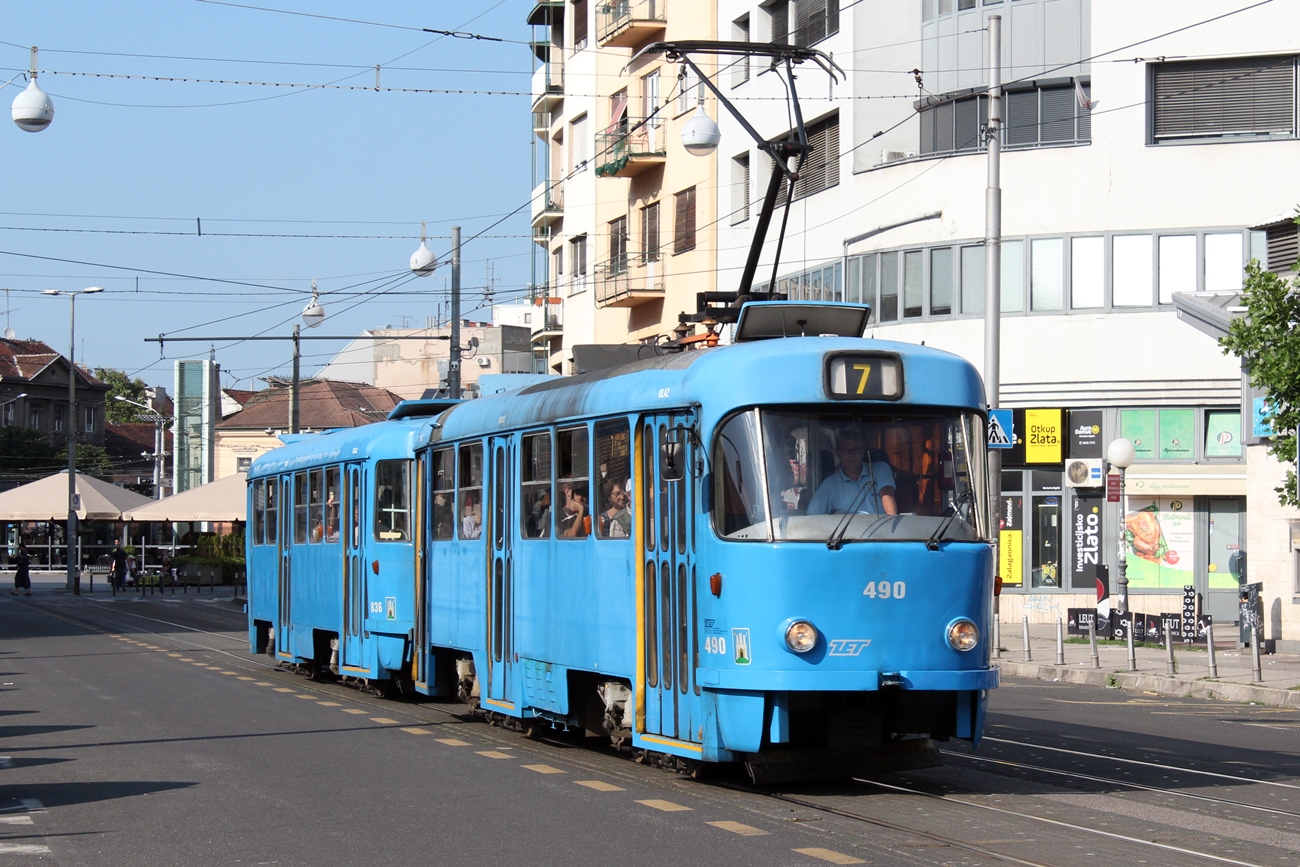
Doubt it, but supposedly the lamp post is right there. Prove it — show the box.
[114,394,167,499]
[291,285,326,434]
[1107,437,1136,615]
[42,286,103,595]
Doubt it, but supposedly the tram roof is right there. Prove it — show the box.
[247,414,441,478]
[431,336,984,441]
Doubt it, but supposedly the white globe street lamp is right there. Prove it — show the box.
[11,48,53,133]
[681,109,721,156]
[410,222,437,277]
[1107,437,1136,617]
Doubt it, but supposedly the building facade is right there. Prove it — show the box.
[708,0,1299,643]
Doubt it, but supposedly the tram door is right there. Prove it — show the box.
[640,413,697,742]
[341,464,366,670]
[276,472,294,658]
[486,437,515,705]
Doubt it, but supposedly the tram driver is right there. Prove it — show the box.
[805,427,898,516]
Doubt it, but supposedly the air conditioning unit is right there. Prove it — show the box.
[1064,458,1104,488]
[879,149,916,165]
[475,356,492,368]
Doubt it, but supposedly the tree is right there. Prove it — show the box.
[96,368,150,423]
[0,425,63,483]
[1220,231,1300,508]
[57,442,115,481]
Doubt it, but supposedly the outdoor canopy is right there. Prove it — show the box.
[0,470,156,521]
[121,472,247,523]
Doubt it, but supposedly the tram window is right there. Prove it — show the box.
[458,443,483,540]
[658,426,670,551]
[520,432,552,539]
[374,459,412,542]
[711,411,769,539]
[308,468,324,543]
[431,448,455,541]
[643,423,656,549]
[294,471,309,544]
[595,420,632,540]
[324,467,340,543]
[557,426,590,539]
[265,478,278,545]
[349,468,361,549]
[252,479,266,545]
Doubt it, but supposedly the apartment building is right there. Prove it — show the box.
[709,0,1300,645]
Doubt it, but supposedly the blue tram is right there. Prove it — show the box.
[245,401,453,683]
[413,320,998,781]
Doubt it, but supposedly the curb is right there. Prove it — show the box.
[995,660,1300,708]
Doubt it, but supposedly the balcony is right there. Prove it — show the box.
[597,0,666,49]
[596,253,666,308]
[595,120,666,178]
[530,179,564,229]
[530,56,564,113]
[532,225,552,247]
[531,296,564,343]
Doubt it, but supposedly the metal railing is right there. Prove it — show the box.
[595,252,666,306]
[595,119,666,177]
[597,0,666,45]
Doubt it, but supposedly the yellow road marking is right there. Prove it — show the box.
[793,848,865,865]
[254,681,273,686]
[575,780,624,792]
[220,671,237,676]
[191,662,206,666]
[205,666,222,670]
[401,727,432,735]
[237,676,255,681]
[317,701,341,706]
[708,821,768,836]
[436,738,470,746]
[476,751,514,759]
[273,687,296,693]
[341,708,367,715]
[179,658,195,662]
[167,653,182,658]
[521,764,564,774]
[295,695,316,700]
[637,800,692,813]
[370,717,400,724]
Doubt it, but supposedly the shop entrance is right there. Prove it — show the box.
[1204,497,1245,623]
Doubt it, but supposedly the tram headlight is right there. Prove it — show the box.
[784,620,818,654]
[947,618,979,652]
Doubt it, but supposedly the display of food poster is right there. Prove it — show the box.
[1158,409,1195,460]
[1123,497,1194,589]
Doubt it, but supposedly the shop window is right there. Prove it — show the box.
[1070,236,1104,308]
[1204,410,1242,458]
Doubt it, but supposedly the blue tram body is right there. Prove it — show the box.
[414,333,998,781]
[245,401,451,681]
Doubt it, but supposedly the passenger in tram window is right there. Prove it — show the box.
[559,483,589,538]
[600,477,631,538]
[461,493,482,539]
[324,490,339,543]
[527,488,551,538]
[805,427,899,516]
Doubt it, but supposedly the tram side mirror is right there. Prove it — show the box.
[660,440,686,482]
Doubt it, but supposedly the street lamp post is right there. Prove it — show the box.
[114,394,167,499]
[42,287,103,595]
[1107,437,1136,616]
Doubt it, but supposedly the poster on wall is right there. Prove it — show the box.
[1123,497,1195,589]
[1000,495,1023,587]
[1068,409,1104,459]
[1070,494,1106,595]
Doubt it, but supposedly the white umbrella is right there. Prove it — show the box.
[121,472,247,523]
[0,470,155,521]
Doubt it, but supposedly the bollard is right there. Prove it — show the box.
[1088,619,1099,668]
[1055,617,1065,665]
[110,569,117,597]
[1126,616,1137,672]
[1250,625,1263,683]
[1165,628,1176,675]
[993,616,1001,659]
[1206,622,1218,678]
[1022,615,1032,662]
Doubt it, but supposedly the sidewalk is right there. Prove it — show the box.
[6,570,244,606]
[994,619,1300,708]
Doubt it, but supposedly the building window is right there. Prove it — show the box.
[731,153,750,225]
[1151,56,1296,143]
[570,114,588,171]
[919,82,1090,155]
[1071,237,1104,309]
[768,0,838,47]
[237,456,253,472]
[53,406,63,432]
[553,245,564,281]
[731,16,751,86]
[673,187,696,255]
[792,113,839,200]
[571,0,588,51]
[609,216,629,275]
[28,405,39,429]
[930,247,953,316]
[84,406,95,433]
[1,402,13,426]
[1112,234,1154,306]
[641,202,660,263]
[676,64,696,115]
[571,234,588,279]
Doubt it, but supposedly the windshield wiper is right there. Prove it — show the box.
[926,490,972,551]
[826,464,883,550]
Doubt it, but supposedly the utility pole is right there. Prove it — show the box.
[984,15,1004,602]
[449,226,462,400]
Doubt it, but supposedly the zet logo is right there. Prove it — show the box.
[828,639,872,656]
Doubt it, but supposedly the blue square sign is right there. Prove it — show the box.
[988,408,1013,449]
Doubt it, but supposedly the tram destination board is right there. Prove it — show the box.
[825,352,903,401]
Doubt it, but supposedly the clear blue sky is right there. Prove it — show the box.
[2,1,533,393]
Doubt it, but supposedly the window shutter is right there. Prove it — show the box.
[1154,56,1294,140]
[955,96,980,150]
[1005,89,1039,145]
[1039,86,1074,142]
[770,0,789,44]
[934,100,954,152]
[674,188,696,254]
[642,202,660,262]
[793,113,838,200]
[572,0,588,47]
[1267,222,1299,273]
[610,217,628,273]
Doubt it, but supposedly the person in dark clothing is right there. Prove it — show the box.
[109,540,128,590]
[11,543,30,595]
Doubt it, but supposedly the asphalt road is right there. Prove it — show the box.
[3,592,1298,867]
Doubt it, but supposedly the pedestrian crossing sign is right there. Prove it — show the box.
[987,409,1013,449]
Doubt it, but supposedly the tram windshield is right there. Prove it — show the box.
[711,408,989,544]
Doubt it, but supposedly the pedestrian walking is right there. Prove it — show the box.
[109,539,128,590]
[12,542,31,595]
